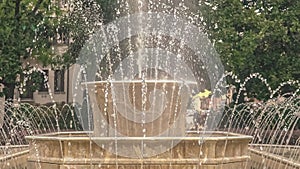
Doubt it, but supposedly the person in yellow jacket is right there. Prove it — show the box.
[193,89,212,100]
[192,89,211,130]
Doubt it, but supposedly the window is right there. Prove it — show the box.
[39,70,49,92]
[54,69,64,92]
[20,80,34,99]
[56,27,69,44]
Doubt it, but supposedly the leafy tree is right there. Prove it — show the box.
[60,0,117,67]
[0,0,61,101]
[61,0,299,101]
[200,0,300,99]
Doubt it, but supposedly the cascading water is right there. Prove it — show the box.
[71,0,227,162]
[218,73,300,169]
[0,0,299,168]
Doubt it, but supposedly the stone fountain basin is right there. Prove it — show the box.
[26,131,252,168]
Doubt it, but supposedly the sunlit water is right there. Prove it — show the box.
[0,0,299,168]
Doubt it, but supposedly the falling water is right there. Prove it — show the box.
[0,0,299,168]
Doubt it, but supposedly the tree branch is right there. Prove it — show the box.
[14,0,21,20]
[31,0,44,15]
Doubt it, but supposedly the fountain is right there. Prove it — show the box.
[0,0,299,169]
[23,0,254,168]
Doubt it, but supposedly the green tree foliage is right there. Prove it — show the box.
[200,0,300,99]
[0,0,61,100]
[60,0,117,67]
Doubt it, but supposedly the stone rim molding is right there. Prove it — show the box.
[25,131,252,168]
[249,144,300,168]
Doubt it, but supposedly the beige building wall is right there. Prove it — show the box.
[17,64,75,105]
[16,43,74,105]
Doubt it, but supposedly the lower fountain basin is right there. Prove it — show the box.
[26,131,252,169]
[249,144,300,169]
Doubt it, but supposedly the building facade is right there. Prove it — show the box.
[15,0,73,105]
